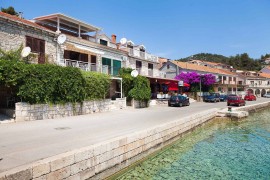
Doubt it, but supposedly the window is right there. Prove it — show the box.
[250,81,254,85]
[259,81,262,85]
[223,76,226,81]
[100,39,108,46]
[26,36,45,54]
[26,36,45,64]
[167,64,170,69]
[229,77,232,81]
[148,63,153,70]
[136,61,142,69]
[238,81,243,85]
[233,77,236,81]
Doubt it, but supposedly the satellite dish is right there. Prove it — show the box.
[120,38,127,45]
[131,70,138,77]
[57,34,67,44]
[21,47,31,57]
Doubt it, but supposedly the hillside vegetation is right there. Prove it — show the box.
[176,53,269,71]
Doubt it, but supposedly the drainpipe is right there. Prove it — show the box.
[56,17,61,34]
[78,24,81,38]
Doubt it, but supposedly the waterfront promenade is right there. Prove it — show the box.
[0,98,269,173]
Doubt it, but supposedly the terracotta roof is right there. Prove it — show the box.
[172,61,236,76]
[0,12,54,33]
[259,72,270,78]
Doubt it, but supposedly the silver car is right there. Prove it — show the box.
[263,93,270,98]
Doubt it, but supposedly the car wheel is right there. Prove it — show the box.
[214,99,216,103]
[179,103,183,107]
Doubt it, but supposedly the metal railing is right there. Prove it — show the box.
[128,48,158,62]
[64,59,97,72]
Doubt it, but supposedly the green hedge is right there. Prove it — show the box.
[0,60,111,104]
[81,71,110,100]
[128,75,151,101]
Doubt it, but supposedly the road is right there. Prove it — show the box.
[0,97,269,172]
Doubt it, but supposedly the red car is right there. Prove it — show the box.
[227,96,246,106]
[244,94,256,101]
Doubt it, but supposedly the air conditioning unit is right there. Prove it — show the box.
[121,56,128,61]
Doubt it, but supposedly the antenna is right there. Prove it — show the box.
[21,47,31,57]
[120,38,127,45]
[57,34,67,44]
[131,70,138,77]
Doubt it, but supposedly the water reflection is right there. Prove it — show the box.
[113,108,270,180]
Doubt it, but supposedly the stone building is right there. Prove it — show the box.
[0,11,57,64]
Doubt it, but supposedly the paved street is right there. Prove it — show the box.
[0,97,269,172]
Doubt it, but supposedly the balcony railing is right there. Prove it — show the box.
[128,48,158,62]
[64,59,98,71]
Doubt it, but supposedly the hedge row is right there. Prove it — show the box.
[0,60,111,104]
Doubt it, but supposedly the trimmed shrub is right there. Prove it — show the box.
[16,63,85,104]
[81,71,111,100]
[128,75,151,101]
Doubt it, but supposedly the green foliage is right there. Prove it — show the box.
[177,52,263,71]
[17,64,86,104]
[1,6,18,16]
[0,45,23,61]
[128,76,151,101]
[82,71,111,100]
[119,68,134,98]
[0,59,111,104]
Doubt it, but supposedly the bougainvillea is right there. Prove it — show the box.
[201,73,216,86]
[175,72,216,92]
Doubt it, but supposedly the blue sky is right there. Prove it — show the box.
[1,0,270,59]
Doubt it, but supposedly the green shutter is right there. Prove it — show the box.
[113,60,121,76]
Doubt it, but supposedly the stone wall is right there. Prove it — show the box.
[15,98,126,122]
[0,17,57,63]
[0,109,217,180]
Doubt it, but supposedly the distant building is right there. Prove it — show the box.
[160,60,242,94]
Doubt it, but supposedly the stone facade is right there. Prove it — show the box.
[15,98,126,122]
[0,108,217,180]
[0,17,57,64]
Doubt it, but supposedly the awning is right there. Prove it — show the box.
[168,82,178,91]
[184,83,190,87]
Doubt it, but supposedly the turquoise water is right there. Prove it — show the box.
[114,109,270,180]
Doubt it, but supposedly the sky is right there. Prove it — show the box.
[1,0,270,60]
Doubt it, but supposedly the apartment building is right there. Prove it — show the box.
[236,71,270,96]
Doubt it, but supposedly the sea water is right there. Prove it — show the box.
[114,108,270,180]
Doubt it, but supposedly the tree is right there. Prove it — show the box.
[1,6,19,16]
[175,72,216,92]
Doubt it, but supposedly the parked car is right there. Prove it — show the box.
[244,94,256,101]
[219,94,228,101]
[168,95,190,107]
[263,93,270,98]
[227,96,246,106]
[204,93,220,102]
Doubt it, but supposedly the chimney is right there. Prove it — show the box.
[18,12,23,19]
[111,34,116,44]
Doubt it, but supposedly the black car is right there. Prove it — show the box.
[204,93,220,102]
[168,95,190,107]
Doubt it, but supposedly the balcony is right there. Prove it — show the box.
[64,59,97,71]
[128,48,158,62]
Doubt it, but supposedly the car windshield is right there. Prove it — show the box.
[228,96,238,100]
